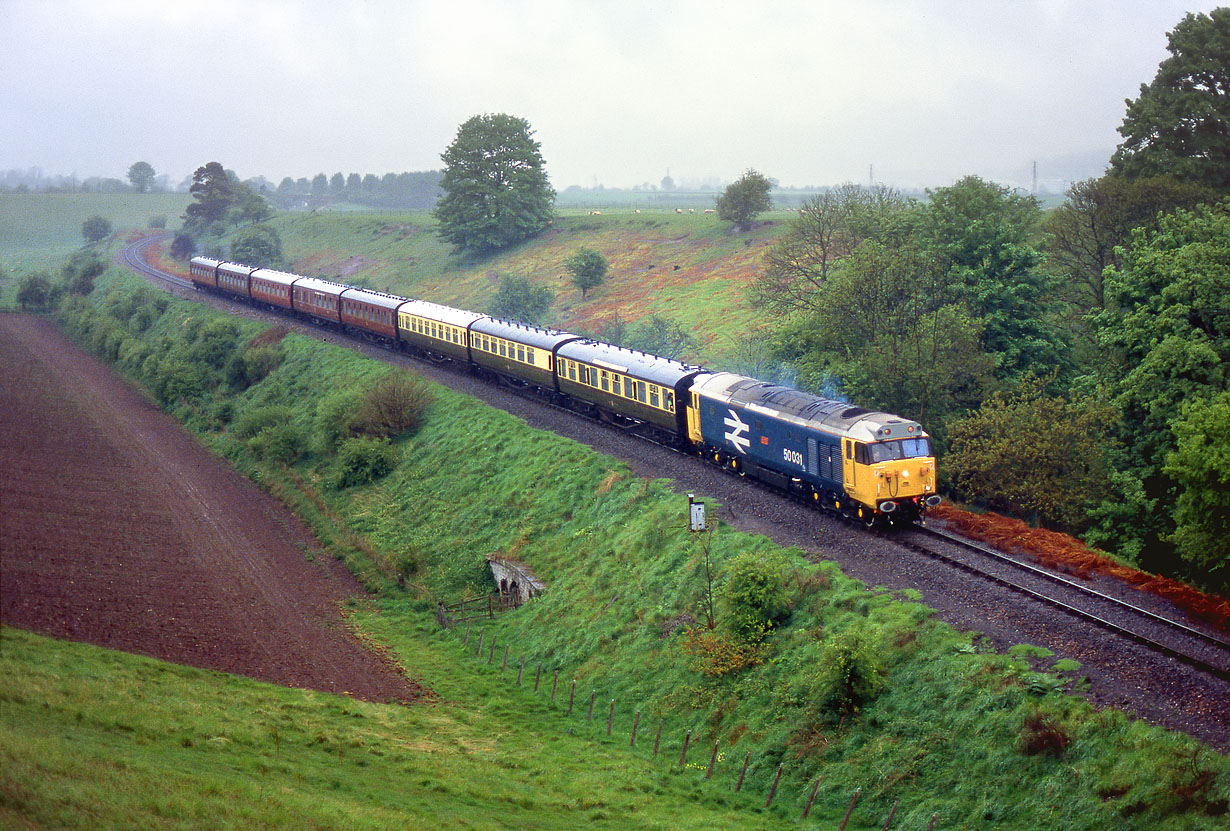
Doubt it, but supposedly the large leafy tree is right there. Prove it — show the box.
[752,184,915,315]
[183,162,236,233]
[715,169,773,230]
[924,176,1067,383]
[1163,390,1230,589]
[775,238,995,437]
[945,374,1117,531]
[1110,8,1230,189]
[127,161,156,193]
[434,114,555,254]
[1088,202,1230,573]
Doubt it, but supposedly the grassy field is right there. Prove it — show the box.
[0,192,188,272]
[13,268,1225,830]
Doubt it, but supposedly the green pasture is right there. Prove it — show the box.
[12,269,1225,830]
[0,192,187,271]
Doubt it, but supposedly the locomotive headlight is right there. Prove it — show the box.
[901,470,909,480]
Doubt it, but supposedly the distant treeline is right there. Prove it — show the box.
[267,171,443,210]
[0,168,174,194]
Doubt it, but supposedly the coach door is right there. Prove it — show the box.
[843,438,854,490]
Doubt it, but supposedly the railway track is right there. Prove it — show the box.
[117,235,1230,689]
[898,525,1230,681]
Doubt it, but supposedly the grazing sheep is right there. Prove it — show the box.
[675,208,683,214]
[703,209,715,214]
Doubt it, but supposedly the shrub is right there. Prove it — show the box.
[233,405,296,440]
[248,423,307,465]
[720,550,791,643]
[333,436,398,488]
[350,372,433,439]
[682,627,764,677]
[188,319,240,370]
[802,627,884,719]
[152,359,205,406]
[315,388,366,453]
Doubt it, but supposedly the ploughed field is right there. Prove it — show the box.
[0,314,424,704]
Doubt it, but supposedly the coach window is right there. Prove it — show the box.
[649,385,660,408]
[527,348,535,365]
[517,345,525,362]
[568,361,577,381]
[665,390,675,412]
[600,370,609,392]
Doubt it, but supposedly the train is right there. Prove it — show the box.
[189,256,941,525]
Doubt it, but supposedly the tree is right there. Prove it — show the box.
[329,172,345,195]
[127,161,156,193]
[230,225,283,266]
[16,272,53,312]
[715,168,772,230]
[1045,174,1215,316]
[752,184,915,315]
[775,238,995,436]
[183,162,235,233]
[434,113,555,254]
[81,215,112,245]
[311,173,328,197]
[61,250,106,296]
[169,233,196,260]
[1110,9,1230,190]
[489,274,554,325]
[1088,202,1230,571]
[923,176,1067,383]
[626,315,698,360]
[945,374,1117,531]
[1163,391,1230,589]
[564,247,608,298]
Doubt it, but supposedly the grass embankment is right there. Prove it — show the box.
[7,269,1223,830]
[268,209,791,366]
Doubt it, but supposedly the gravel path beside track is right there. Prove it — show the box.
[0,314,426,704]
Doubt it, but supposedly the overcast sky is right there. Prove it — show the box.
[1,0,1220,192]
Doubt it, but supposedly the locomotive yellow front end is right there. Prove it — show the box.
[842,418,940,525]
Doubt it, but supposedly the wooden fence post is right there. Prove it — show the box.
[630,711,640,747]
[653,718,663,756]
[765,763,784,808]
[802,776,822,819]
[463,623,470,645]
[838,787,862,831]
[734,751,751,792]
[476,629,484,658]
[517,656,525,685]
[587,691,595,722]
[679,730,692,768]
[487,638,495,664]
[882,800,899,830]
[501,644,509,670]
[567,680,576,715]
[551,671,559,702]
[607,700,615,736]
[705,741,719,779]
[534,663,541,693]
[927,811,938,830]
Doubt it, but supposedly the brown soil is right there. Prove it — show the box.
[0,314,427,704]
